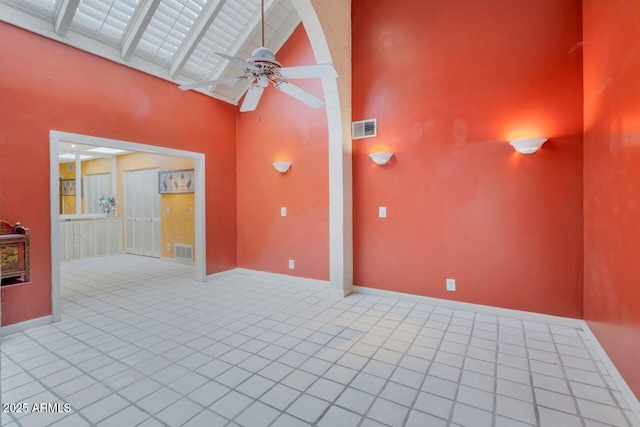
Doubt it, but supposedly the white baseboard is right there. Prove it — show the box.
[352,286,584,328]
[206,267,243,280]
[1,315,52,337]
[234,268,330,288]
[582,322,640,423]
[161,256,195,265]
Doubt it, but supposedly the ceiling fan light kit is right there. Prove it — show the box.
[179,0,337,112]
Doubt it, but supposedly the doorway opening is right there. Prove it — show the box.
[50,131,206,323]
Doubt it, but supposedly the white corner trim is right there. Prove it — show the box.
[352,286,584,328]
[581,321,640,421]
[1,315,53,337]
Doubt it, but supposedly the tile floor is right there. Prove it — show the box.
[1,254,639,427]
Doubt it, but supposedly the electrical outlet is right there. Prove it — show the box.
[167,243,172,252]
[281,207,287,217]
[288,259,295,269]
[446,278,456,292]
[379,206,387,218]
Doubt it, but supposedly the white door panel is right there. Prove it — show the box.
[124,169,161,258]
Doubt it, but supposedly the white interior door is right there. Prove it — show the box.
[124,169,161,257]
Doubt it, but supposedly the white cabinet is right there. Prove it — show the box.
[124,169,161,258]
[59,218,123,261]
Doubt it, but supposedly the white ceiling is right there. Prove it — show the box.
[58,141,132,161]
[0,0,300,104]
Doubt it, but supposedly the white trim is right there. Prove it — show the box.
[581,322,640,421]
[234,268,330,288]
[292,0,353,297]
[353,286,584,328]
[193,154,206,283]
[50,140,62,322]
[60,214,108,220]
[50,131,207,325]
[1,315,53,337]
[206,267,242,280]
[160,256,195,265]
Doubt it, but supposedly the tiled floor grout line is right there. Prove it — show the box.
[2,255,638,427]
[523,323,544,427]
[401,306,456,426]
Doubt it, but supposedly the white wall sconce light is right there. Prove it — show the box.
[272,162,292,173]
[369,152,394,165]
[509,137,547,154]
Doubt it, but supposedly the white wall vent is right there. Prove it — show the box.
[352,119,377,139]
[175,244,193,262]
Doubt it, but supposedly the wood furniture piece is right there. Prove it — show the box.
[1,220,31,285]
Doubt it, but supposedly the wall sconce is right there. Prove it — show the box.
[369,152,394,165]
[272,162,292,173]
[509,138,547,154]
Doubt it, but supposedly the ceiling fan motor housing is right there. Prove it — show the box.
[249,47,282,68]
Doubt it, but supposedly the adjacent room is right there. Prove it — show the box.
[1,0,639,426]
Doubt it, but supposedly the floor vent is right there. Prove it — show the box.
[352,118,377,139]
[175,244,193,262]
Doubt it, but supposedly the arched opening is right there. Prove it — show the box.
[291,0,353,296]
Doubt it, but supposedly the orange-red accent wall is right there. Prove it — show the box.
[352,0,584,317]
[236,25,329,280]
[0,23,238,326]
[583,0,640,397]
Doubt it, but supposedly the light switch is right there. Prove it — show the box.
[288,259,295,269]
[379,206,387,218]
[281,207,287,217]
[166,206,170,213]
[189,207,193,214]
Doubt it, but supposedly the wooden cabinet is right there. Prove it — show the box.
[0,220,31,285]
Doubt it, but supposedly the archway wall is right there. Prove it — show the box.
[293,0,353,295]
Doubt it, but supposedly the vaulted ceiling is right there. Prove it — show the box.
[0,0,301,104]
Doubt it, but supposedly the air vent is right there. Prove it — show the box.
[352,119,377,139]
[175,244,193,262]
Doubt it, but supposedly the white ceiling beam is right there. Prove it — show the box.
[120,0,161,61]
[232,7,300,100]
[53,0,81,36]
[0,3,237,104]
[168,0,227,79]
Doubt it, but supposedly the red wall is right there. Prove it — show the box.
[583,0,640,397]
[0,23,238,326]
[352,0,584,317]
[237,25,329,280]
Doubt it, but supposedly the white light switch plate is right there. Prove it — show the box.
[446,278,456,292]
[281,207,287,217]
[379,207,387,218]
[288,259,295,269]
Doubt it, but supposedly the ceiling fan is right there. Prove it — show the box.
[179,0,337,112]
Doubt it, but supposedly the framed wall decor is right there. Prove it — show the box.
[61,179,81,196]
[158,169,195,194]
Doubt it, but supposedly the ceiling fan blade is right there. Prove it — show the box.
[216,52,259,71]
[275,81,325,109]
[179,76,247,90]
[240,85,264,112]
[278,63,338,80]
